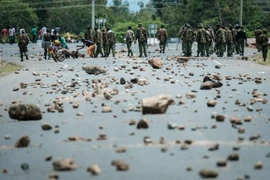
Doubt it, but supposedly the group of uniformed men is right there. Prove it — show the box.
[179,23,269,60]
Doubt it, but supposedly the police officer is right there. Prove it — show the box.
[135,23,148,57]
[18,29,29,62]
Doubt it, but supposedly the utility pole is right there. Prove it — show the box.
[240,0,243,26]
[92,0,95,28]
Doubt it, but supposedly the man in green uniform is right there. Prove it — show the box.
[254,26,262,52]
[259,29,269,61]
[102,27,109,57]
[94,26,104,58]
[107,27,116,57]
[126,26,135,57]
[135,23,148,57]
[157,25,168,53]
[215,25,226,57]
[182,24,196,57]
[196,23,206,57]
[18,29,29,62]
[85,26,95,42]
[225,25,234,57]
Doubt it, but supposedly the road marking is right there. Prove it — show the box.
[213,60,223,66]
[57,62,68,68]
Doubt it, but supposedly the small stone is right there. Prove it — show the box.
[52,159,77,171]
[209,143,219,151]
[4,135,11,140]
[254,161,263,169]
[41,123,52,130]
[137,119,149,129]
[111,160,129,171]
[216,160,227,167]
[178,125,185,130]
[216,115,225,122]
[207,100,217,107]
[2,168,8,173]
[72,102,79,108]
[244,116,252,122]
[227,153,239,161]
[168,122,177,129]
[116,147,126,153]
[181,144,189,150]
[21,163,29,171]
[129,120,136,125]
[87,164,101,175]
[45,156,53,161]
[144,136,152,143]
[14,136,30,148]
[48,173,59,179]
[199,169,218,178]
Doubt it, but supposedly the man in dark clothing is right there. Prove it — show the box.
[18,29,29,62]
[236,26,248,56]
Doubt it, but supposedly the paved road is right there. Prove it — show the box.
[0,43,270,180]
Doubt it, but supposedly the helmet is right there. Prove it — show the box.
[54,40,60,46]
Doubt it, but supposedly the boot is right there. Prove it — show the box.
[26,55,29,60]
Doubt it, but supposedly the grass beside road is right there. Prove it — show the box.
[250,50,270,66]
[0,61,22,77]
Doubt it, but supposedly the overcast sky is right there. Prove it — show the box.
[107,0,149,12]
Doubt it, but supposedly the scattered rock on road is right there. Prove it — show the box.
[14,136,30,148]
[199,169,219,178]
[8,104,42,121]
[52,159,77,171]
[142,95,174,114]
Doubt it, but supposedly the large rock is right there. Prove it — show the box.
[83,66,107,75]
[148,58,163,69]
[8,104,42,121]
[142,95,174,114]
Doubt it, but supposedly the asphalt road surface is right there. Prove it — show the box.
[0,42,270,180]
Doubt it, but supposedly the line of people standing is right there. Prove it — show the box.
[84,26,116,58]
[179,23,251,57]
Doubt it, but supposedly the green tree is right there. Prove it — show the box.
[0,0,38,32]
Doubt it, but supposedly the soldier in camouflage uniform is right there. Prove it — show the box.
[126,26,135,57]
[259,29,269,61]
[182,24,196,57]
[135,23,148,57]
[254,26,262,52]
[102,27,109,57]
[236,26,247,56]
[215,25,226,57]
[18,29,29,62]
[225,25,234,57]
[85,26,95,42]
[157,25,168,53]
[107,27,116,57]
[205,26,214,57]
[94,26,104,58]
[179,26,186,55]
[196,23,206,57]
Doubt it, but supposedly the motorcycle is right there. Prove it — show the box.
[48,45,85,62]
